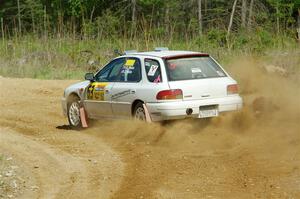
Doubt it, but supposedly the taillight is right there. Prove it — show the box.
[227,84,238,95]
[156,89,183,100]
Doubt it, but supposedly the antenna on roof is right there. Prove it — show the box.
[154,47,169,52]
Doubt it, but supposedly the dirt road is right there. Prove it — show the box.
[0,58,300,198]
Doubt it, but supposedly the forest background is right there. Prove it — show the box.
[0,0,299,79]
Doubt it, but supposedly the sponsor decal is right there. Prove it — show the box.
[148,65,159,76]
[124,59,136,69]
[87,82,108,101]
[191,68,202,73]
[111,89,131,100]
[153,75,161,83]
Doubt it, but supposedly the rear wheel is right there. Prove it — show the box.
[67,97,82,129]
[133,102,146,121]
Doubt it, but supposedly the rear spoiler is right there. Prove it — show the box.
[162,53,209,60]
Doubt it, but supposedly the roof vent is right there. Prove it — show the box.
[154,47,169,52]
[124,50,138,55]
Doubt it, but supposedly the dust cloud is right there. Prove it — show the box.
[84,57,300,198]
[87,56,300,149]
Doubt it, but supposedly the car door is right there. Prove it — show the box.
[110,57,142,119]
[84,58,125,119]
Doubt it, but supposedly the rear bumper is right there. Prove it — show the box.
[146,95,243,122]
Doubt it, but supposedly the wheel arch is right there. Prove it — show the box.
[67,92,81,106]
[131,99,144,116]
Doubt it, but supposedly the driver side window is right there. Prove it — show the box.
[95,58,125,82]
[95,57,141,82]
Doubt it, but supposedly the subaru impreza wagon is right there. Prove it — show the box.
[61,49,242,128]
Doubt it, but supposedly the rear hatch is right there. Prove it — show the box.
[168,77,234,101]
[164,54,235,101]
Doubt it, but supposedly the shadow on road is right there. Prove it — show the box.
[56,125,73,130]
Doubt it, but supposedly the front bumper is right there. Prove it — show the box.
[61,97,68,116]
[146,95,243,122]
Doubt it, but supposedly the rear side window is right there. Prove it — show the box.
[145,59,162,83]
[165,56,226,81]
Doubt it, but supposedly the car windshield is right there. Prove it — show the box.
[165,56,226,81]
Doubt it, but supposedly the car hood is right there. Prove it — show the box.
[65,80,90,98]
[67,80,90,90]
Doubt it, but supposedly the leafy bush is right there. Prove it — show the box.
[207,29,227,47]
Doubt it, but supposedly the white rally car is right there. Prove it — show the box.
[62,49,242,128]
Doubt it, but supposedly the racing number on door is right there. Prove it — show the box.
[87,82,108,101]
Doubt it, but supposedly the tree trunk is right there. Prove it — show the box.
[44,6,48,40]
[165,2,170,33]
[227,0,238,42]
[17,0,21,35]
[247,0,254,31]
[30,7,36,35]
[276,1,280,35]
[241,0,247,28]
[204,0,207,15]
[198,0,202,35]
[57,11,64,39]
[1,18,4,42]
[131,0,137,37]
[90,5,95,23]
[297,9,300,43]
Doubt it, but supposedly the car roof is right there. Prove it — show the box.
[123,50,209,59]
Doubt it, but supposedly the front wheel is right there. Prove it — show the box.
[67,99,82,129]
[133,102,146,121]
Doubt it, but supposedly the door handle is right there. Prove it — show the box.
[130,90,136,94]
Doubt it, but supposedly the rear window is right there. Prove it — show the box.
[165,56,226,81]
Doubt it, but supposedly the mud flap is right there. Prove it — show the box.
[80,107,88,128]
[143,104,152,123]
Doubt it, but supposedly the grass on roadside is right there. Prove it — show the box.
[0,34,299,80]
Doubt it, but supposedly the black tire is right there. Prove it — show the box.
[67,97,82,129]
[133,102,146,121]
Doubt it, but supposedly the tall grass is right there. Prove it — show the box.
[0,33,299,80]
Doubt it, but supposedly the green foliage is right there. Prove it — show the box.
[257,29,273,47]
[233,34,250,49]
[0,0,299,79]
[0,0,298,41]
[94,11,121,38]
[206,29,227,47]
[68,0,83,17]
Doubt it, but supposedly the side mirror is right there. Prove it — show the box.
[85,73,94,81]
